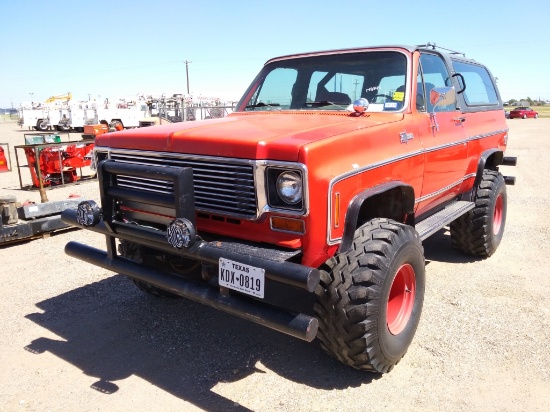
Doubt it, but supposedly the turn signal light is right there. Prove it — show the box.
[270,217,305,234]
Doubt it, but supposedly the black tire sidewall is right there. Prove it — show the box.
[36,120,48,131]
[377,240,425,363]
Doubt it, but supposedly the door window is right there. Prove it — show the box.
[419,53,455,112]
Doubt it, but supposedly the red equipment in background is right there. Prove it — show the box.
[24,142,94,187]
[0,146,8,172]
[82,124,109,139]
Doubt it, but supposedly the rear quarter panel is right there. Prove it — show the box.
[461,109,509,193]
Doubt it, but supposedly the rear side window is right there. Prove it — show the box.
[452,61,499,106]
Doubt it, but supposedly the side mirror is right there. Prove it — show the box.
[430,86,456,108]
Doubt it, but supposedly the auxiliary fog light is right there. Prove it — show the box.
[76,200,101,227]
[167,218,196,249]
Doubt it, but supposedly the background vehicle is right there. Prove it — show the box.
[509,106,538,119]
[62,44,516,374]
[18,97,149,131]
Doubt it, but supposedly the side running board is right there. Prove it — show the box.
[416,201,474,240]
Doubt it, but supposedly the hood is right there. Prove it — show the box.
[96,111,403,161]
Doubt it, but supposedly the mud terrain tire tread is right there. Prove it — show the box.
[314,218,425,373]
[450,170,506,257]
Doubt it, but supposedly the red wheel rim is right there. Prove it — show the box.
[387,263,416,335]
[493,194,503,235]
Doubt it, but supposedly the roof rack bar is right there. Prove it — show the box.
[416,42,466,57]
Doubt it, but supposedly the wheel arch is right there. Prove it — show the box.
[338,182,415,254]
[109,119,124,131]
[471,149,504,198]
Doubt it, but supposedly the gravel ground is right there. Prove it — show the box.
[0,119,548,411]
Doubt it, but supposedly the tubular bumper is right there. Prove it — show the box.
[64,240,318,342]
[62,209,319,293]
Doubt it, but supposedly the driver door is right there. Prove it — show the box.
[416,53,469,216]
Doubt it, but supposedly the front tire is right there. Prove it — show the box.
[118,240,182,298]
[450,170,506,256]
[314,218,425,373]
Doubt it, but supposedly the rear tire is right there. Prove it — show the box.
[450,170,506,256]
[314,218,425,373]
[36,120,48,131]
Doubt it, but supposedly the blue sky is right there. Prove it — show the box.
[1,0,549,107]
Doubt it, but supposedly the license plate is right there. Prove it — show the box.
[219,258,265,298]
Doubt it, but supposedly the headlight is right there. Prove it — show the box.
[276,171,302,204]
[266,166,306,213]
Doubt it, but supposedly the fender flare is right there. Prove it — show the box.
[338,181,415,254]
[472,149,504,194]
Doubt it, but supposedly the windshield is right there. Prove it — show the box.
[237,51,408,113]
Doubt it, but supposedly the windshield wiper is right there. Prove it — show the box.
[246,102,281,108]
[304,101,348,108]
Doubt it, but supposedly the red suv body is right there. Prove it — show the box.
[63,44,516,373]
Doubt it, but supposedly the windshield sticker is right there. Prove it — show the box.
[365,86,380,92]
[393,91,404,102]
[384,102,398,109]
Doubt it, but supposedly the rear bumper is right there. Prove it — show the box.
[60,160,320,342]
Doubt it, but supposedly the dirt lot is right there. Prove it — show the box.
[0,119,548,411]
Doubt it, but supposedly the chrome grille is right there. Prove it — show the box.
[109,151,257,218]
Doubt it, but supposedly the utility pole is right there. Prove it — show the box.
[353,79,360,101]
[183,60,192,94]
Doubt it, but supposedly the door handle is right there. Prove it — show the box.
[453,117,466,123]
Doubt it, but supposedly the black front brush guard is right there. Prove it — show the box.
[61,160,319,342]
